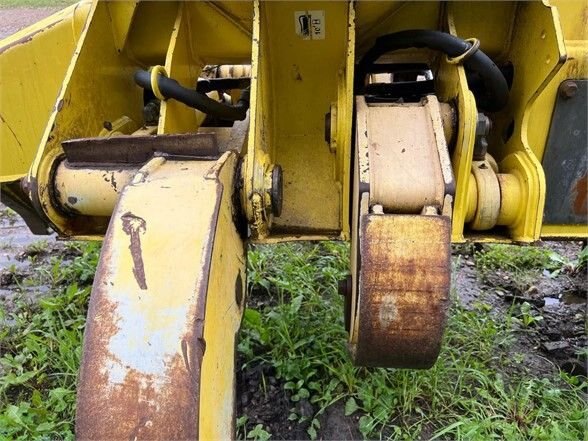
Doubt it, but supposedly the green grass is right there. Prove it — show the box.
[0,242,99,440]
[475,244,565,275]
[474,243,587,292]
[0,241,586,440]
[0,0,76,8]
[0,207,18,226]
[240,242,587,440]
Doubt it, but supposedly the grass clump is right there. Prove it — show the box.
[0,242,99,440]
[240,242,587,440]
[475,244,564,275]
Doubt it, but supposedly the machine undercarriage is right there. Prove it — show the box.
[0,1,586,438]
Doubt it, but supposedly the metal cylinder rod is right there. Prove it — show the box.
[53,161,138,217]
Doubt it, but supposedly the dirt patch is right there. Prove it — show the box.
[237,356,362,440]
[0,204,59,311]
[0,7,63,40]
[237,358,308,440]
[454,241,587,379]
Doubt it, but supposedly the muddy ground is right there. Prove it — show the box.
[235,241,586,440]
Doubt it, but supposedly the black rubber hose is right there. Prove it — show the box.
[357,30,509,112]
[134,69,250,121]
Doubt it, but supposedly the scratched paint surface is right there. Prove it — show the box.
[76,155,236,439]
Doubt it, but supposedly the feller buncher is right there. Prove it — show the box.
[0,0,586,438]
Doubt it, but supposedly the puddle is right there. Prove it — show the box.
[544,296,559,306]
[544,292,586,307]
[0,204,55,273]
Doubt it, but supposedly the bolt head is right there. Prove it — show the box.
[270,165,283,217]
[475,113,491,136]
[559,80,578,99]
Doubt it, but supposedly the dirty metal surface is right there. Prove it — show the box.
[542,80,588,225]
[62,132,219,165]
[356,96,454,214]
[352,214,451,368]
[76,152,244,439]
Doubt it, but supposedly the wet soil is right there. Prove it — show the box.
[453,242,587,378]
[0,204,77,313]
[236,354,362,440]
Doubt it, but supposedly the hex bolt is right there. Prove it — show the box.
[270,165,283,217]
[475,113,491,136]
[559,80,578,99]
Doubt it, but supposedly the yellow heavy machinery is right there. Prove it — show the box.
[0,1,586,438]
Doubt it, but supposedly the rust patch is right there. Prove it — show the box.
[572,174,587,216]
[121,212,148,290]
[353,214,451,369]
[110,172,118,191]
[75,155,244,439]
[61,132,219,165]
[76,225,205,440]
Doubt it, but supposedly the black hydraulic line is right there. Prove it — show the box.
[357,30,509,112]
[134,69,250,121]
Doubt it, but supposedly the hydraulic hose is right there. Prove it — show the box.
[134,69,250,121]
[357,30,509,112]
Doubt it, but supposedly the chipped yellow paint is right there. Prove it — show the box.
[77,152,245,439]
[199,154,246,439]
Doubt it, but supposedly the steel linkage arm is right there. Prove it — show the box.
[76,152,245,439]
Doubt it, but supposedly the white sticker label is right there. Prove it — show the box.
[295,11,325,40]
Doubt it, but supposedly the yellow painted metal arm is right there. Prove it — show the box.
[76,152,245,439]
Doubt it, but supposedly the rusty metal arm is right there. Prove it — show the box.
[76,152,245,439]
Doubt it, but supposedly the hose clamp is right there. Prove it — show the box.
[149,65,168,101]
[446,38,480,65]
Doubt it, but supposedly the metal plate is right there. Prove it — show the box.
[542,80,587,225]
[352,213,451,368]
[62,133,219,165]
[75,153,245,439]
